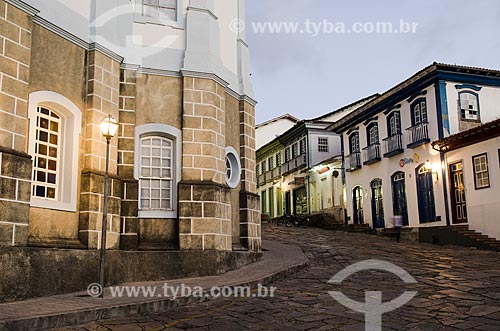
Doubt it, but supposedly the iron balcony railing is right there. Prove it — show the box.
[362,144,381,165]
[406,123,430,148]
[280,154,307,175]
[345,152,361,171]
[382,134,403,157]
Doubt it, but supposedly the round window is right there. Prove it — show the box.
[225,147,241,189]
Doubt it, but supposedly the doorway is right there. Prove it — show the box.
[371,179,385,228]
[449,162,467,224]
[352,186,364,224]
[416,164,436,223]
[391,172,409,226]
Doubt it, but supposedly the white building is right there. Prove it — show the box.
[330,63,500,241]
[432,118,500,240]
[256,95,377,221]
[255,114,299,150]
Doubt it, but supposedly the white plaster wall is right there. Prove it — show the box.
[308,131,341,166]
[445,83,500,136]
[445,137,500,239]
[256,119,297,149]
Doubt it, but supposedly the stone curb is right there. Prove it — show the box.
[0,243,309,331]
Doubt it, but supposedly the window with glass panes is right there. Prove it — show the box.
[459,92,479,121]
[473,153,490,189]
[388,112,401,136]
[32,107,60,199]
[367,124,379,145]
[142,0,176,21]
[140,136,173,210]
[318,137,329,152]
[268,156,274,170]
[275,152,281,167]
[412,99,427,125]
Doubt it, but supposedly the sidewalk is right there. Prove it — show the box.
[0,241,308,331]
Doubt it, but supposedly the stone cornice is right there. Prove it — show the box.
[4,0,39,16]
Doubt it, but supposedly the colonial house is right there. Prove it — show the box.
[256,95,377,221]
[432,118,500,240]
[0,0,260,253]
[329,63,500,241]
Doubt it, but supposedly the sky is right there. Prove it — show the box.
[246,0,500,125]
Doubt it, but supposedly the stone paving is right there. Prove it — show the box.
[54,223,500,331]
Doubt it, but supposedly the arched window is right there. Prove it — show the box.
[28,91,82,212]
[459,92,480,121]
[366,123,379,146]
[387,111,401,136]
[349,132,360,154]
[411,98,427,126]
[135,124,181,218]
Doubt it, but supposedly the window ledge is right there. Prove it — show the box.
[138,210,177,219]
[30,198,77,213]
[134,15,184,30]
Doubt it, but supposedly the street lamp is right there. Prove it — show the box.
[98,114,119,298]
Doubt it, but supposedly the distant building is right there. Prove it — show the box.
[329,63,500,241]
[256,95,377,221]
[256,114,299,149]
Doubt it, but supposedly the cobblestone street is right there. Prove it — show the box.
[58,223,500,331]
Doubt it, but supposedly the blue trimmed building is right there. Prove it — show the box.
[329,63,500,243]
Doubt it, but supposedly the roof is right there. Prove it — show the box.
[310,94,380,122]
[256,113,300,129]
[432,118,500,152]
[328,62,500,133]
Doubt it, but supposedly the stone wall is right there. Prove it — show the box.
[0,247,262,303]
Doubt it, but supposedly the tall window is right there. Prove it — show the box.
[268,156,274,170]
[387,112,401,136]
[291,143,298,159]
[411,99,427,125]
[32,107,60,200]
[261,160,267,173]
[142,0,176,21]
[318,137,329,153]
[28,91,82,212]
[366,124,379,145]
[284,147,290,162]
[299,138,306,155]
[275,152,281,167]
[459,92,480,121]
[349,133,360,154]
[139,136,173,211]
[473,153,490,189]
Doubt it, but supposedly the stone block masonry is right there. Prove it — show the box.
[0,1,32,152]
[0,147,32,246]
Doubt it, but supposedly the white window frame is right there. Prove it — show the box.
[133,0,185,29]
[28,92,82,212]
[472,153,490,190]
[134,124,182,219]
[318,137,329,153]
[459,92,480,121]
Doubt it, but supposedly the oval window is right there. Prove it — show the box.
[225,146,241,189]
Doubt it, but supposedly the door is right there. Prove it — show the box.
[449,162,467,224]
[284,191,291,215]
[293,186,308,215]
[277,187,283,216]
[261,190,267,215]
[268,187,274,218]
[352,186,364,224]
[371,179,385,228]
[416,164,436,223]
[321,178,328,210]
[391,172,409,226]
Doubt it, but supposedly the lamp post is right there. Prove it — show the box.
[98,114,119,298]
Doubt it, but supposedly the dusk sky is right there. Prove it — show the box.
[246,1,500,124]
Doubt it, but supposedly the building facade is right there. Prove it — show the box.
[0,0,260,252]
[256,96,376,221]
[330,63,500,239]
[432,119,500,240]
[255,114,298,150]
